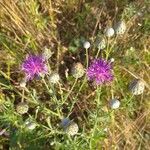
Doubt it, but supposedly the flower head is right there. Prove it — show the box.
[22,55,47,80]
[87,59,113,85]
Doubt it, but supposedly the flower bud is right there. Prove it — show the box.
[105,28,115,37]
[95,38,106,50]
[129,79,145,95]
[65,122,79,136]
[25,119,37,130]
[109,99,120,109]
[16,102,29,114]
[83,41,90,49]
[114,21,126,35]
[72,63,85,78]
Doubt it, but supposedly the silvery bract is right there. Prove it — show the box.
[83,41,90,49]
[95,37,106,50]
[114,21,126,35]
[109,99,120,109]
[129,79,145,95]
[105,27,115,37]
[49,72,60,84]
[72,62,85,78]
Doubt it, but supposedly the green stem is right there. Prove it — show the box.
[62,78,78,105]
[86,48,89,68]
[96,86,102,106]
[96,48,101,58]
[105,38,110,60]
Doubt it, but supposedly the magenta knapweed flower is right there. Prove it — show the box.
[22,55,47,80]
[87,59,113,85]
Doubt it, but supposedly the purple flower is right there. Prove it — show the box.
[21,55,47,80]
[87,59,113,85]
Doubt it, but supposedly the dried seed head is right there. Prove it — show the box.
[65,122,79,136]
[114,21,126,35]
[72,62,85,78]
[95,37,106,50]
[83,41,90,49]
[129,79,145,95]
[49,72,60,84]
[16,102,29,114]
[105,27,115,37]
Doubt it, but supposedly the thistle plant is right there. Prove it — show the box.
[0,0,149,149]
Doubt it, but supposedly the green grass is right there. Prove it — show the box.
[0,0,150,149]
